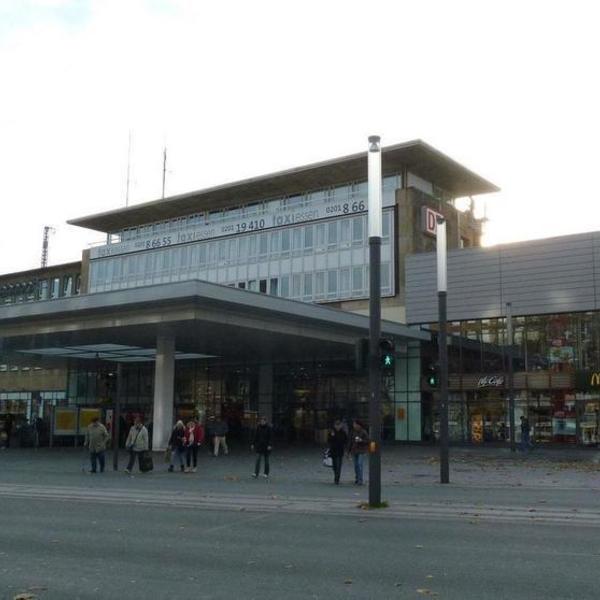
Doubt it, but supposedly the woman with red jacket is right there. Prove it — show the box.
[184,418,204,473]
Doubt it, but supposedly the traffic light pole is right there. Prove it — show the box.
[436,217,449,484]
[367,135,382,507]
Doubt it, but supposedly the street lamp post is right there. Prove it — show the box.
[436,216,449,484]
[506,302,516,452]
[112,362,122,471]
[368,135,383,507]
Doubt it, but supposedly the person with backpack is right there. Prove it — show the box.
[124,416,149,474]
[327,420,348,485]
[168,420,186,472]
[84,416,109,474]
[251,416,272,478]
[184,418,204,473]
[349,420,369,485]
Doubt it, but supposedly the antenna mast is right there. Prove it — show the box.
[41,226,56,268]
[125,130,132,207]
[161,146,167,199]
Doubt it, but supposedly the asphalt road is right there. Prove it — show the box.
[2,491,600,600]
[1,447,600,599]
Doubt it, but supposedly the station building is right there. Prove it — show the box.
[0,139,498,449]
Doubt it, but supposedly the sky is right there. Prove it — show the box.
[1,0,599,275]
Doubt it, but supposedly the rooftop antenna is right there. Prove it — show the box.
[161,145,167,199]
[125,130,132,207]
[41,226,56,268]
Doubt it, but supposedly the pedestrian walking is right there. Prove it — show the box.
[84,416,109,473]
[168,420,186,472]
[349,420,369,485]
[124,416,149,474]
[328,420,348,485]
[184,418,204,473]
[251,416,272,478]
[212,416,229,457]
[520,416,533,451]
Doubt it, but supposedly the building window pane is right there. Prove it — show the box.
[303,273,313,301]
[381,262,391,293]
[259,279,267,293]
[340,268,350,295]
[340,219,351,247]
[328,222,337,248]
[237,237,247,260]
[352,217,363,245]
[248,236,257,259]
[281,230,290,254]
[352,267,363,294]
[280,275,290,298]
[316,224,326,251]
[50,277,60,298]
[292,274,302,298]
[270,231,280,255]
[38,280,49,300]
[315,272,325,300]
[270,278,278,296]
[259,233,268,257]
[304,226,313,251]
[327,270,337,298]
[292,228,302,254]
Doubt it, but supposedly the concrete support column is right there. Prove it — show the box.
[258,364,273,422]
[152,333,175,451]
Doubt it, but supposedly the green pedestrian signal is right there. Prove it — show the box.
[380,339,395,375]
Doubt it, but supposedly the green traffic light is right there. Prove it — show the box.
[383,355,393,367]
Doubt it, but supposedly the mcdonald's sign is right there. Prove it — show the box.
[575,370,600,390]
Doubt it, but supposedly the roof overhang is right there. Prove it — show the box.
[68,140,499,234]
[0,281,428,365]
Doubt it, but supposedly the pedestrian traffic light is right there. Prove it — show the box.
[380,338,395,375]
[426,363,439,387]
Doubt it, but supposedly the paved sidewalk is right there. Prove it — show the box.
[1,444,599,509]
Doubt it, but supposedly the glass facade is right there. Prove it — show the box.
[89,210,395,302]
[0,272,80,305]
[423,312,600,446]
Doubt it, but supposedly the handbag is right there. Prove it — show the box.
[164,447,172,463]
[322,448,333,468]
[140,451,154,472]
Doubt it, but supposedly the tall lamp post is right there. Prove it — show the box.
[436,216,449,484]
[112,362,123,471]
[506,302,516,452]
[368,135,383,507]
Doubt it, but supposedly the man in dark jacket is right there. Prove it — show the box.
[251,416,272,478]
[328,420,348,485]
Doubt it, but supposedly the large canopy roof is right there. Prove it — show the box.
[69,139,499,234]
[0,280,428,366]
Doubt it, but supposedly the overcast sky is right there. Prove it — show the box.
[1,0,598,275]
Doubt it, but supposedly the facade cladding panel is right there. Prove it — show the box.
[405,231,600,324]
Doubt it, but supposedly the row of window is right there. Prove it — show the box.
[90,214,395,301]
[0,274,81,305]
[226,263,393,301]
[92,213,393,286]
[116,175,401,242]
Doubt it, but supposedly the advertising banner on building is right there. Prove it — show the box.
[53,407,78,436]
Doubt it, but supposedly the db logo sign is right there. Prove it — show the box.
[421,206,444,237]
